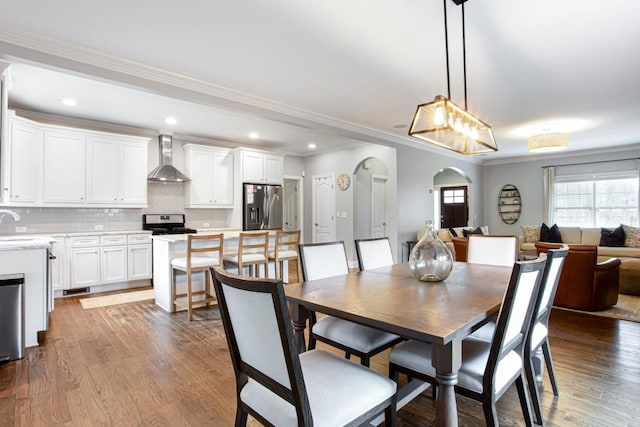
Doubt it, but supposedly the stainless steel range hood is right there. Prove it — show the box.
[147,135,191,182]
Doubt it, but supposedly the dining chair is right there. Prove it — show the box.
[355,237,394,271]
[268,230,301,283]
[171,233,223,321]
[223,231,269,278]
[467,234,518,267]
[210,266,397,427]
[388,256,547,426]
[469,245,569,424]
[299,241,404,367]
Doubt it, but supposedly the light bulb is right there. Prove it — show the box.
[470,126,479,140]
[433,106,445,126]
[462,122,470,137]
[448,112,455,127]
[454,117,462,132]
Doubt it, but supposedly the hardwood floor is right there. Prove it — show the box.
[1,291,639,426]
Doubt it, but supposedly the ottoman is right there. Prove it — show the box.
[619,258,640,295]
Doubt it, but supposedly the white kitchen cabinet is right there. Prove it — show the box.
[240,150,283,184]
[128,234,152,281]
[87,135,148,206]
[49,237,66,291]
[101,245,127,283]
[184,144,234,208]
[43,129,87,204]
[69,236,100,288]
[2,114,43,205]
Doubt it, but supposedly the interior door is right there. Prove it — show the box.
[440,186,468,228]
[312,174,335,242]
[371,174,387,238]
[283,179,299,231]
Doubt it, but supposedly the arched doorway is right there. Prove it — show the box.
[353,157,389,240]
[433,167,473,229]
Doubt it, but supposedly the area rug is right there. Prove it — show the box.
[554,294,640,323]
[80,289,155,310]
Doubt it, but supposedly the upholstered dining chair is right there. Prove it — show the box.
[467,235,518,267]
[210,266,397,427]
[389,256,547,426]
[299,241,404,367]
[268,230,301,283]
[470,245,569,424]
[171,233,223,321]
[355,237,395,271]
[223,231,269,278]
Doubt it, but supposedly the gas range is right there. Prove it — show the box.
[142,214,198,235]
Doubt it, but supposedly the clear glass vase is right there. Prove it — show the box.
[409,225,453,282]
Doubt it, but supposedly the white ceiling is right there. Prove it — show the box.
[2,0,640,161]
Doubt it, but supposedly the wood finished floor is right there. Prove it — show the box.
[1,289,639,426]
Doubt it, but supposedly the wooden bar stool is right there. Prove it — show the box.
[171,233,223,321]
[223,231,270,278]
[269,230,301,283]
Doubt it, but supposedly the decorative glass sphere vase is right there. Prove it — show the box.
[409,225,453,282]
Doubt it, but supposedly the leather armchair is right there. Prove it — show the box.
[451,237,468,262]
[535,242,621,311]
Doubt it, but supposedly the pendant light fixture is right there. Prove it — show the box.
[409,0,497,154]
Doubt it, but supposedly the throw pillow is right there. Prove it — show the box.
[622,224,640,248]
[540,223,563,243]
[448,227,458,237]
[599,225,625,247]
[521,225,540,243]
[462,226,484,237]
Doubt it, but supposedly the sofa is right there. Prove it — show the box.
[520,225,640,296]
[416,226,489,261]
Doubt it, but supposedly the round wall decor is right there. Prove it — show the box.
[498,184,521,224]
[337,173,351,191]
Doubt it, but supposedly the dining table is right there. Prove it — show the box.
[284,261,513,427]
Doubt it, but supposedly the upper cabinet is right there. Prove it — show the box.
[240,150,283,184]
[87,135,148,206]
[1,111,149,207]
[183,144,234,208]
[2,114,42,204]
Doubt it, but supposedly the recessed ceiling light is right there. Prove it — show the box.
[164,116,177,125]
[393,124,407,129]
[61,98,77,106]
[249,132,259,139]
[308,143,317,149]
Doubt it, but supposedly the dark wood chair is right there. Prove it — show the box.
[299,241,404,367]
[211,266,397,426]
[389,257,547,426]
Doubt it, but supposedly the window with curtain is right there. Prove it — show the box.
[553,171,639,227]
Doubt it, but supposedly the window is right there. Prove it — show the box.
[443,188,465,204]
[553,173,639,227]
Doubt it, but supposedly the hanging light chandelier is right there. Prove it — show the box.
[409,0,497,154]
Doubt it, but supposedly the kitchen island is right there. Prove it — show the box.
[0,237,52,347]
[151,230,288,313]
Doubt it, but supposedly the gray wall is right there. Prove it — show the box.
[483,148,640,236]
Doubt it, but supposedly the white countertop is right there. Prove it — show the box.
[151,228,280,243]
[0,230,152,250]
[0,236,53,250]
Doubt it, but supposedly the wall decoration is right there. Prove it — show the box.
[498,184,521,224]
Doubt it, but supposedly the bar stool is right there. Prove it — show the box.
[223,231,270,277]
[171,233,223,321]
[268,230,301,283]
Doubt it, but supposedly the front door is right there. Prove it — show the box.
[440,186,468,228]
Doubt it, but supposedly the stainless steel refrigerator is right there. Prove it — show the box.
[243,183,283,230]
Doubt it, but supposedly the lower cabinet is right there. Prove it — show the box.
[67,233,151,290]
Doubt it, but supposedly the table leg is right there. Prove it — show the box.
[432,339,462,427]
[287,302,308,354]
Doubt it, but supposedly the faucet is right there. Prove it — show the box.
[0,209,21,223]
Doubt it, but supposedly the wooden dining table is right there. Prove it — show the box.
[284,261,513,427]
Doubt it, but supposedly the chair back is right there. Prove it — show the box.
[211,266,312,424]
[274,230,300,259]
[186,233,224,268]
[534,245,569,325]
[467,235,518,267]
[238,231,269,262]
[355,237,394,271]
[299,241,349,281]
[484,257,546,398]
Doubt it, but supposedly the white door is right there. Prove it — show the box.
[120,142,148,205]
[101,246,127,283]
[283,179,299,231]
[128,244,152,280]
[43,130,86,203]
[371,174,387,238]
[312,174,335,242]
[70,248,100,287]
[8,119,42,204]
